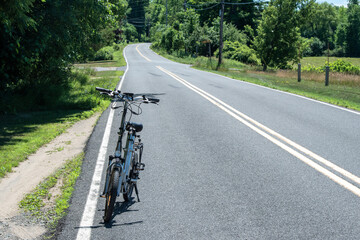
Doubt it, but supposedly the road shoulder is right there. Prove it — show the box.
[0,112,100,239]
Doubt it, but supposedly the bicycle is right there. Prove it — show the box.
[95,87,160,222]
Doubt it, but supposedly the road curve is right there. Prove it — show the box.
[58,43,360,240]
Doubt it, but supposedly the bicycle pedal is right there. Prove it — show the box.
[136,163,145,171]
[99,194,106,198]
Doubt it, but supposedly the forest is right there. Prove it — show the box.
[1,0,359,113]
[141,0,360,69]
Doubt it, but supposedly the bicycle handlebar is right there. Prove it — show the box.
[96,87,160,104]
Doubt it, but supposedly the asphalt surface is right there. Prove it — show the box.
[58,44,360,240]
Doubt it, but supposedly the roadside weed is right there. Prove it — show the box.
[20,153,84,236]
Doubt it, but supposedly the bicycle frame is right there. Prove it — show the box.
[96,87,158,221]
[103,100,137,197]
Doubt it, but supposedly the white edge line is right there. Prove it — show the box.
[190,67,360,116]
[157,66,360,198]
[148,45,358,115]
[76,45,130,240]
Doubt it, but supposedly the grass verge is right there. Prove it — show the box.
[19,153,84,238]
[152,47,360,112]
[0,46,126,178]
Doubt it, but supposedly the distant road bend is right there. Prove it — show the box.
[59,43,360,240]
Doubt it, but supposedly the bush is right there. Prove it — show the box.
[216,41,260,65]
[303,59,360,75]
[93,46,114,61]
[329,59,360,74]
[112,43,121,51]
[303,37,326,56]
[328,47,346,57]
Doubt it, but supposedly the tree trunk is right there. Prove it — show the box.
[263,64,267,71]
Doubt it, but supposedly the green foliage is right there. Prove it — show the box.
[329,47,346,57]
[254,0,306,70]
[152,9,248,58]
[303,59,360,74]
[345,0,360,57]
[127,0,149,41]
[159,26,184,52]
[94,46,115,61]
[146,0,166,26]
[217,41,260,65]
[303,37,325,56]
[0,0,128,114]
[122,23,138,42]
[335,22,347,49]
[0,47,125,178]
[20,153,83,232]
[153,47,360,111]
[330,59,360,74]
[300,2,337,49]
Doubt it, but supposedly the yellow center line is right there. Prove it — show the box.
[156,65,360,198]
[136,45,151,62]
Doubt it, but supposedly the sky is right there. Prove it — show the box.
[317,0,348,6]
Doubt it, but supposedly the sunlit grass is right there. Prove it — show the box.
[0,48,126,178]
[20,153,84,238]
[299,57,360,68]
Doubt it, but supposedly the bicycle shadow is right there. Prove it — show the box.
[102,198,143,228]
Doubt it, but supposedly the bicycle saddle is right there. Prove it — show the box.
[126,122,143,132]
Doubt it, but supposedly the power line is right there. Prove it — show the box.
[190,3,220,11]
[185,1,219,8]
[224,1,269,5]
[185,1,268,11]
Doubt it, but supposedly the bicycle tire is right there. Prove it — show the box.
[123,152,138,202]
[103,169,119,222]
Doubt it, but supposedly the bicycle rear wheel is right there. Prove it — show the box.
[123,153,138,202]
[103,169,119,222]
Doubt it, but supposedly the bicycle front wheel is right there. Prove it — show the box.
[103,169,119,222]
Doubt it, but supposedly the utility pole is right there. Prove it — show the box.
[184,0,187,10]
[217,0,225,70]
[166,0,168,26]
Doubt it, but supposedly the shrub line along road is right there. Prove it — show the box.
[58,43,360,240]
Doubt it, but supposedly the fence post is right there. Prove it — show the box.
[298,63,301,82]
[325,66,329,86]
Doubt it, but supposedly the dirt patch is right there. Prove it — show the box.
[0,113,100,239]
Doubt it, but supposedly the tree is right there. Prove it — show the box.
[254,0,307,70]
[127,0,149,40]
[300,2,337,50]
[345,0,360,57]
[186,0,262,30]
[0,0,126,113]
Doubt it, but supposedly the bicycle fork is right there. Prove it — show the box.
[100,156,121,198]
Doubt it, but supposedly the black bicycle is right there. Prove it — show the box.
[96,87,160,222]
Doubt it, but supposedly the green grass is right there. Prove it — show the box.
[74,60,119,68]
[93,70,123,79]
[0,45,128,237]
[152,47,360,112]
[0,110,97,178]
[20,153,84,237]
[0,47,126,178]
[300,57,360,68]
[206,69,360,111]
[74,44,127,68]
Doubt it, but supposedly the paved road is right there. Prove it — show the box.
[58,44,360,240]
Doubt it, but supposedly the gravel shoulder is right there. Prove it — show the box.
[0,113,100,239]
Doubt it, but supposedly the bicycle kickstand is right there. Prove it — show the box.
[134,183,140,202]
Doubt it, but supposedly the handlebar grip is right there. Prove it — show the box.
[96,87,112,93]
[148,98,160,103]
